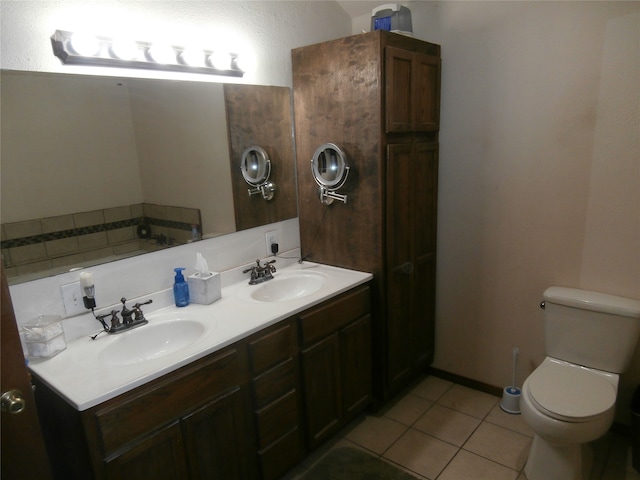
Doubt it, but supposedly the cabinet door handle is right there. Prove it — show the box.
[393,262,414,275]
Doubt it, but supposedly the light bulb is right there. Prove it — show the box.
[111,39,138,60]
[70,34,100,56]
[147,44,176,64]
[208,51,232,70]
[180,47,205,67]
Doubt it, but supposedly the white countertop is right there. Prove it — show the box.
[28,262,372,411]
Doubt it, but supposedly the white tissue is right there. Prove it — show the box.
[195,252,210,276]
[188,253,221,305]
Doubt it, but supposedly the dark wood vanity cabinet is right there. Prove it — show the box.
[33,283,371,480]
[34,346,258,480]
[293,30,441,402]
[247,320,305,480]
[299,286,372,448]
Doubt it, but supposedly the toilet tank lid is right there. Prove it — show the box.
[544,287,640,318]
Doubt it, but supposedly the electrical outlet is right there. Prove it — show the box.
[265,230,278,256]
[61,281,85,316]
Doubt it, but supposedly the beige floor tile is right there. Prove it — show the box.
[411,375,453,402]
[438,449,519,480]
[344,415,408,455]
[383,428,458,479]
[383,393,433,426]
[463,422,531,471]
[485,403,534,437]
[438,384,500,419]
[413,404,481,447]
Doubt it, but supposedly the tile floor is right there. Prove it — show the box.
[285,375,640,480]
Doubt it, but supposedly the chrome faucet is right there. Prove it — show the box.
[92,297,152,337]
[243,259,276,285]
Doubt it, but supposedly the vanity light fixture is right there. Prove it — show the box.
[51,30,244,77]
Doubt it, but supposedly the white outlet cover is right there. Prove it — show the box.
[61,282,85,316]
[265,230,278,256]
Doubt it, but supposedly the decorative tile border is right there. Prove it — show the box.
[1,204,200,270]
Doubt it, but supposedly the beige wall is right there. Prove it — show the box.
[0,71,144,221]
[358,1,640,420]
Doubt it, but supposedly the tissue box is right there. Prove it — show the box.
[188,272,221,305]
[23,315,67,358]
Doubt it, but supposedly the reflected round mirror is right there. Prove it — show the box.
[311,143,349,190]
[241,146,271,186]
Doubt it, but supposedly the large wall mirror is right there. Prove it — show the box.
[0,70,297,284]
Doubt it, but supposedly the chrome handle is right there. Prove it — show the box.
[1,390,26,414]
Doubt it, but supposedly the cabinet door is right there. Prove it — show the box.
[301,333,341,448]
[386,143,438,394]
[105,422,188,480]
[385,46,440,133]
[386,143,415,391]
[181,387,255,480]
[341,314,372,417]
[412,143,438,368]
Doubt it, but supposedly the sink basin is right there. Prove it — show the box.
[98,320,207,366]
[241,271,328,302]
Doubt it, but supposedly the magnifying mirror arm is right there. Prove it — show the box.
[247,181,276,201]
[319,187,348,205]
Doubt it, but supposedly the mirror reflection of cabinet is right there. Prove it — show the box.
[225,85,297,231]
[293,31,441,403]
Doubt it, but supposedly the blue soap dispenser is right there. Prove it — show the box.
[173,267,190,307]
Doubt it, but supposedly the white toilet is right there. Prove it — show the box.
[521,286,640,480]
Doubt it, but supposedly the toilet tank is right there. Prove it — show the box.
[543,287,640,373]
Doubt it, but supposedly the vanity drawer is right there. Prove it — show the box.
[93,347,241,455]
[248,322,295,374]
[299,285,370,346]
[255,389,299,449]
[253,358,297,408]
[259,425,304,480]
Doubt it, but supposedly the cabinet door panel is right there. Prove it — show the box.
[105,422,187,480]
[341,314,372,416]
[413,55,441,132]
[413,144,438,367]
[301,333,342,448]
[386,144,414,389]
[385,47,414,132]
[414,143,439,256]
[181,387,253,480]
[386,47,441,133]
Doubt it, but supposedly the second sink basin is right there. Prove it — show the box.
[239,270,329,302]
[98,319,208,366]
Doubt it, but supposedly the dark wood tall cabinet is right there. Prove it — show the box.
[292,31,441,402]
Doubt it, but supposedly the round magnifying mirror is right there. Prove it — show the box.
[311,143,349,190]
[241,146,271,186]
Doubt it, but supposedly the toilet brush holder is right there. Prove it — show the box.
[500,386,521,414]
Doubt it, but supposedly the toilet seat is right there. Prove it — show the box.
[526,358,616,422]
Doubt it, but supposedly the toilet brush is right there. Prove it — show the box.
[500,347,521,414]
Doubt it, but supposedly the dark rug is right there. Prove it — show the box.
[301,447,418,479]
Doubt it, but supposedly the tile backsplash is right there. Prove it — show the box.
[2,203,201,280]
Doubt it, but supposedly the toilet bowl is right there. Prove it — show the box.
[521,358,618,480]
[520,287,640,480]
